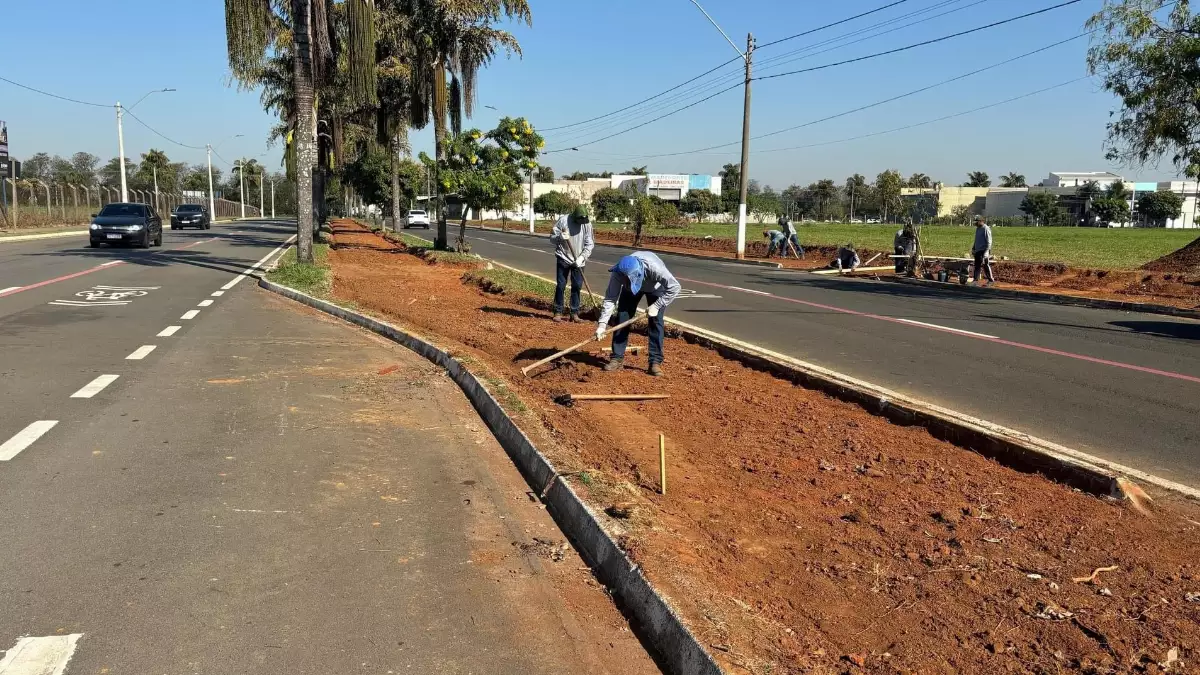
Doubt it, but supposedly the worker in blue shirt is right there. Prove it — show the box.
[595,252,681,376]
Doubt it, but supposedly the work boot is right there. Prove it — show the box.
[648,362,663,377]
[603,358,624,372]
[551,312,564,322]
[569,312,580,323]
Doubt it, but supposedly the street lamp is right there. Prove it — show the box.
[115,87,175,202]
[233,160,248,219]
[207,134,243,217]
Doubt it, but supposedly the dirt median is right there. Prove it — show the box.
[328,220,1200,674]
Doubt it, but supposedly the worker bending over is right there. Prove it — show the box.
[595,252,681,377]
[549,204,595,321]
[835,243,861,274]
[894,223,916,275]
[763,229,786,257]
[778,216,803,258]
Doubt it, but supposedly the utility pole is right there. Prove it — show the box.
[236,161,246,219]
[152,165,159,212]
[258,171,264,218]
[528,169,535,233]
[735,33,754,260]
[270,179,276,218]
[206,145,216,215]
[116,102,128,202]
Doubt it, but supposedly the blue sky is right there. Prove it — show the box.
[1,0,1171,188]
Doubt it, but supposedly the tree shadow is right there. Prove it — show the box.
[1109,320,1200,340]
[480,306,550,321]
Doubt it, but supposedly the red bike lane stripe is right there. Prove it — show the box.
[676,275,1200,386]
[0,237,215,300]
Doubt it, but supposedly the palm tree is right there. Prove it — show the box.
[626,166,649,176]
[906,172,932,189]
[965,171,991,188]
[999,172,1027,188]
[225,0,336,264]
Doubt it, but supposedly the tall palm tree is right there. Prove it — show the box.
[965,171,991,188]
[999,172,1027,188]
[401,0,532,249]
[226,0,336,264]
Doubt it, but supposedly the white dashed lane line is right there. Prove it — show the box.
[157,326,181,337]
[0,286,21,294]
[211,290,224,297]
[0,421,59,462]
[198,299,213,307]
[126,345,157,360]
[180,310,200,320]
[0,633,84,671]
[70,374,119,399]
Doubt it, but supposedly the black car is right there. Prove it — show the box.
[89,203,163,248]
[171,203,211,230]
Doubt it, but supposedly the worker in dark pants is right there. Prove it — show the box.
[971,215,995,285]
[550,204,594,321]
[894,223,916,274]
[595,252,681,377]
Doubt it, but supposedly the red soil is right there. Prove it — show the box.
[328,221,1200,674]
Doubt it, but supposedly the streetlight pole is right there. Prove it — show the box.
[258,171,264,217]
[234,161,246,219]
[115,88,175,203]
[207,133,243,217]
[270,179,276,218]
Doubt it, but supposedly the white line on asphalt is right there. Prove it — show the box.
[211,291,225,297]
[71,374,119,399]
[893,318,998,339]
[221,235,298,291]
[99,261,122,267]
[727,286,772,296]
[180,310,200,320]
[0,634,83,673]
[126,345,157,360]
[0,421,59,462]
[0,286,21,294]
[197,299,213,307]
[157,325,181,337]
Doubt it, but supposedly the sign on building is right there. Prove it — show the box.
[0,120,8,158]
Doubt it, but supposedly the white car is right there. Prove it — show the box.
[403,209,431,229]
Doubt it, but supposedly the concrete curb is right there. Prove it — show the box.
[257,277,724,675]
[0,229,88,243]
[465,224,784,269]
[882,274,1200,321]
[480,259,1200,503]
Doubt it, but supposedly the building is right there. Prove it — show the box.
[900,185,988,219]
[1039,171,1124,188]
[609,173,721,201]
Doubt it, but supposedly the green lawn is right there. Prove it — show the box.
[266,243,331,296]
[585,221,1198,270]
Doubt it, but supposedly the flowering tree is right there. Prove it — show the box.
[422,116,543,251]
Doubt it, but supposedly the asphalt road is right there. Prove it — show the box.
[0,221,655,673]
[455,226,1200,487]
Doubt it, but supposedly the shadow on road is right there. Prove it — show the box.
[1109,320,1200,341]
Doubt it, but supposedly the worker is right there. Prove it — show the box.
[894,223,916,274]
[779,216,803,258]
[550,204,595,322]
[835,243,861,274]
[763,229,786,257]
[595,251,681,377]
[971,215,995,285]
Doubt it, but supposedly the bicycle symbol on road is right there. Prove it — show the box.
[50,285,161,307]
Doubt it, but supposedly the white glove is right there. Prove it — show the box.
[574,256,585,268]
[594,324,606,341]
[647,303,660,318]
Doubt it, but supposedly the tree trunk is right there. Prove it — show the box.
[390,134,401,233]
[458,211,469,252]
[434,132,447,250]
[292,0,317,264]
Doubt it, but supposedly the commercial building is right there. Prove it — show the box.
[1039,171,1124,188]
[609,174,721,201]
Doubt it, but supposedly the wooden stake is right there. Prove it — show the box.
[863,252,882,266]
[569,393,670,402]
[521,315,641,376]
[659,433,667,495]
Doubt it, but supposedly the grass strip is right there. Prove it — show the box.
[266,243,331,297]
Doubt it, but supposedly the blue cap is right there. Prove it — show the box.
[612,255,644,294]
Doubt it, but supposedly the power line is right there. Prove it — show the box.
[757,77,1089,154]
[755,0,1084,82]
[757,0,913,49]
[123,109,206,151]
[0,75,109,108]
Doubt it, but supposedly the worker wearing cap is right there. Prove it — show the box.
[971,215,995,285]
[894,223,916,274]
[595,251,681,376]
[550,204,595,321]
[763,229,786,257]
[835,243,861,274]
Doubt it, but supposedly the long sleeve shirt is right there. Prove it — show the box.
[598,251,681,325]
[972,225,993,256]
[550,214,594,266]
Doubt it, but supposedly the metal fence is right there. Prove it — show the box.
[0,179,261,229]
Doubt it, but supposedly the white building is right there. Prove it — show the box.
[1156,180,1199,228]
[609,173,721,201]
[1039,171,1124,188]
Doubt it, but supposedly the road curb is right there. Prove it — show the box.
[465,224,784,269]
[0,229,88,243]
[481,260,1200,503]
[257,276,724,675]
[881,274,1200,321]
